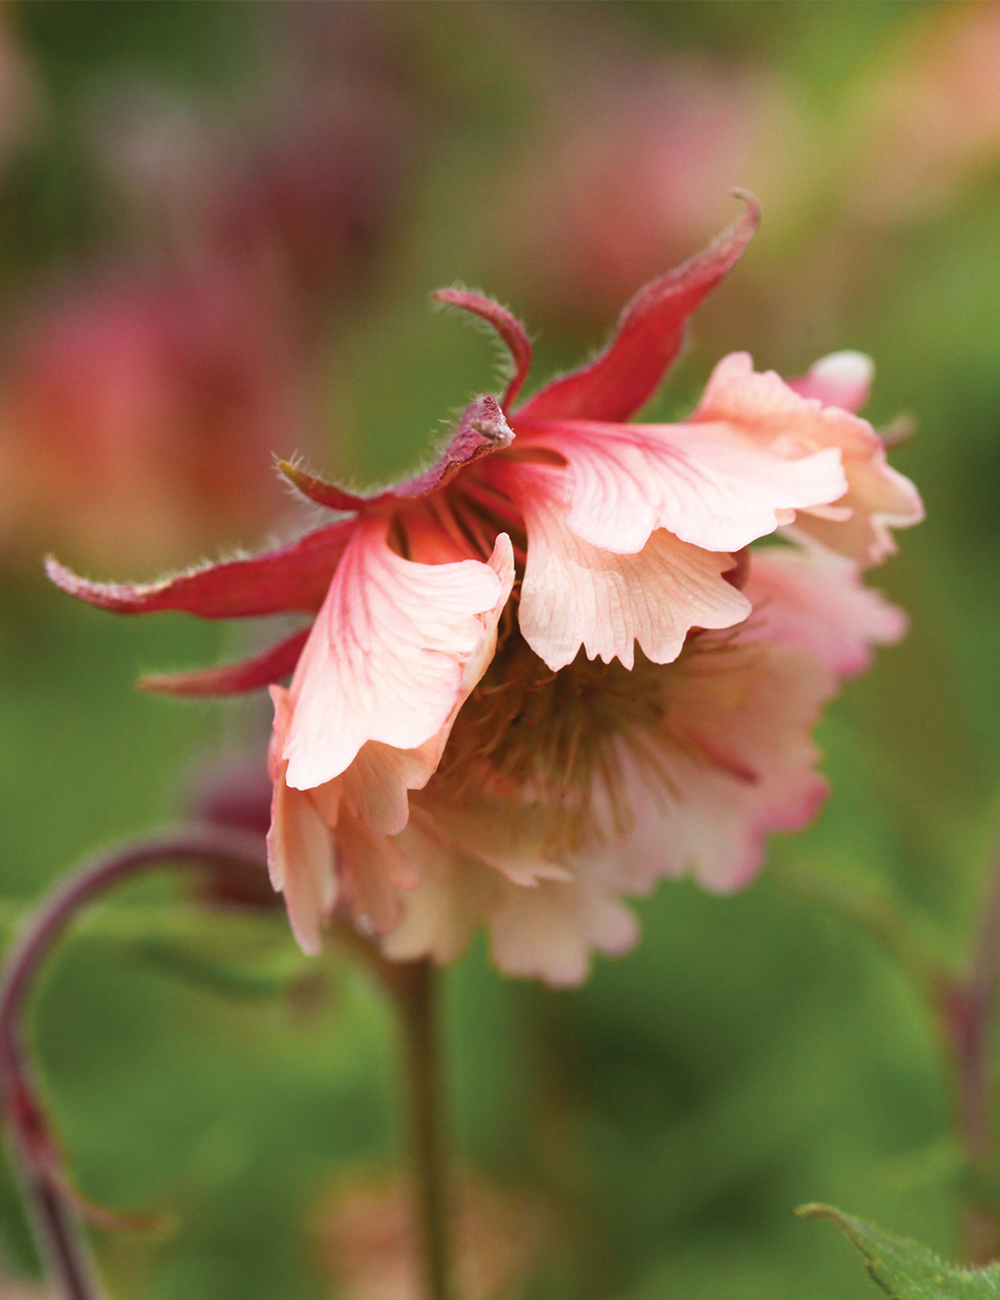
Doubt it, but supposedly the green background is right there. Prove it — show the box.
[0,3,995,1297]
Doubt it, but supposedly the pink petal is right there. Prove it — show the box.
[380,812,500,967]
[432,289,533,410]
[334,807,420,936]
[487,871,639,988]
[267,686,336,956]
[509,464,751,671]
[385,813,637,986]
[696,352,924,566]
[338,740,449,838]
[518,417,846,555]
[45,519,354,617]
[603,640,835,896]
[283,520,512,790]
[788,350,874,414]
[744,543,908,678]
[138,627,309,697]
[792,457,925,567]
[279,394,513,509]
[513,193,760,424]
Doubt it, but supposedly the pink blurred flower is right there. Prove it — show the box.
[498,57,800,326]
[852,2,1000,221]
[319,1173,547,1300]
[0,7,411,570]
[0,1282,50,1300]
[50,203,920,982]
[0,267,296,569]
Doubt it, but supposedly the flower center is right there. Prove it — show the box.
[424,604,752,852]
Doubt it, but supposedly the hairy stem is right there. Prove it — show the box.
[384,959,453,1300]
[0,825,268,1300]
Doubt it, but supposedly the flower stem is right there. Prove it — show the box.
[939,839,1000,1265]
[385,959,453,1300]
[0,825,269,1300]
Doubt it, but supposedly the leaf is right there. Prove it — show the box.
[797,1204,1000,1298]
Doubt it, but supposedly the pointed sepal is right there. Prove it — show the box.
[433,288,533,410]
[278,394,514,510]
[515,191,760,424]
[45,519,354,618]
[138,627,309,697]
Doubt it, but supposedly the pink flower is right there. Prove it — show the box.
[850,3,1000,222]
[0,268,295,569]
[383,540,907,985]
[49,200,920,981]
[497,56,801,327]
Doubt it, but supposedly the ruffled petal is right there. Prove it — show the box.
[514,193,760,423]
[508,463,751,671]
[266,686,336,956]
[486,868,639,988]
[45,518,354,617]
[518,417,846,555]
[379,814,499,967]
[695,352,924,566]
[333,807,420,936]
[788,351,874,414]
[283,520,512,790]
[138,626,309,697]
[744,542,907,678]
[600,640,834,896]
[384,811,637,987]
[792,458,925,567]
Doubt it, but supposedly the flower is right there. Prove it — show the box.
[48,199,921,982]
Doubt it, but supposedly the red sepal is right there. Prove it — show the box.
[279,394,514,509]
[515,192,760,425]
[45,519,353,618]
[138,626,309,697]
[432,288,533,410]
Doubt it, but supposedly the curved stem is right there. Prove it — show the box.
[0,825,268,1300]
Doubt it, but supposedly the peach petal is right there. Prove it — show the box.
[788,350,874,414]
[385,815,637,987]
[745,542,907,678]
[283,520,511,790]
[600,641,835,896]
[267,686,336,955]
[517,417,846,555]
[509,464,750,671]
[696,352,923,567]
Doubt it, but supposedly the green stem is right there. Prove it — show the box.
[387,959,453,1300]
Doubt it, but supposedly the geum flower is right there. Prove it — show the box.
[48,198,923,983]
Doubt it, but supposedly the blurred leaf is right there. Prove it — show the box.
[799,1204,997,1299]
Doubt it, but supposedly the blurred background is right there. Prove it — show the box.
[0,1,997,1296]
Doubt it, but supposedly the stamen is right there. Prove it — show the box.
[425,610,758,852]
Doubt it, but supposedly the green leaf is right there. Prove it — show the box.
[798,1204,1000,1298]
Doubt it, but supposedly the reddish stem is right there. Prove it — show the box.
[939,839,1000,1265]
[0,826,269,1300]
